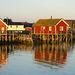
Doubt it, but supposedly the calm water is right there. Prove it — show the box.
[0,43,75,75]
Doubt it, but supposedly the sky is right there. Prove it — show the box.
[0,0,75,22]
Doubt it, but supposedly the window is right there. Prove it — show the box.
[67,26,70,30]
[2,27,4,33]
[49,27,52,31]
[60,26,63,31]
[2,27,4,30]
[43,27,45,30]
[10,25,12,28]
[16,25,18,28]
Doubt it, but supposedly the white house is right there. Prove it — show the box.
[7,22,25,31]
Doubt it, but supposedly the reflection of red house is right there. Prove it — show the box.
[34,47,67,67]
[0,53,8,69]
[45,51,49,60]
[35,50,43,59]
[0,19,8,31]
[33,19,70,34]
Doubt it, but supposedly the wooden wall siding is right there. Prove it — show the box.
[0,20,7,31]
[35,26,55,34]
[56,21,67,34]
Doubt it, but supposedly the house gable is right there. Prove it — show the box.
[55,19,69,34]
[0,19,8,27]
[55,19,69,26]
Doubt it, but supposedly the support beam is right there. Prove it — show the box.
[9,35,11,42]
[12,31,14,41]
[0,35,1,41]
[5,35,7,41]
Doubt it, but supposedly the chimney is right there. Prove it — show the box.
[7,17,8,25]
[51,16,52,19]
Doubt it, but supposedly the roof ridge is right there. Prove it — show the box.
[39,18,61,20]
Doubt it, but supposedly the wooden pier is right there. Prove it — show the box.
[31,31,74,44]
[0,31,33,43]
[15,33,32,42]
[0,31,14,42]
[0,30,74,44]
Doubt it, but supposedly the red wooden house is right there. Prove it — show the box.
[0,19,8,33]
[33,18,70,34]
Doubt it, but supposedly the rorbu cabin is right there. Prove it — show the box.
[7,22,25,31]
[0,19,8,34]
[33,18,71,34]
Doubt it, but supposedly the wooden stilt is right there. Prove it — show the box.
[21,34,22,41]
[43,34,46,43]
[0,35,1,41]
[5,35,7,41]
[9,35,11,42]
[71,31,72,43]
[2,36,4,41]
[24,34,25,40]
[12,31,14,41]
[55,34,56,44]
[57,34,58,43]
[47,31,49,44]
[52,34,53,44]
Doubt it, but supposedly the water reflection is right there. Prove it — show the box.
[0,43,74,70]
[0,44,33,69]
[0,45,8,69]
[34,43,74,69]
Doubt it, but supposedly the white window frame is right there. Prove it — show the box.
[10,25,12,28]
[60,26,63,31]
[2,27,4,31]
[43,26,45,30]
[16,25,18,28]
[49,26,52,31]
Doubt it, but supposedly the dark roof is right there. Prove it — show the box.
[72,20,75,28]
[65,20,73,22]
[73,20,75,24]
[65,20,73,28]
[8,22,23,25]
[23,23,33,28]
